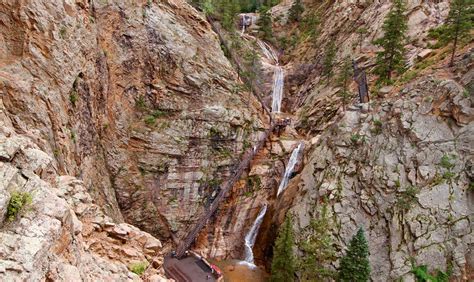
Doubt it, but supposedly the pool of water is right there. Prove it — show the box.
[211,259,269,282]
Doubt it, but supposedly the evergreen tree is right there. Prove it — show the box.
[298,204,336,280]
[373,0,407,84]
[289,0,304,23]
[218,0,240,30]
[442,0,473,66]
[356,27,368,50]
[338,227,371,282]
[337,57,353,111]
[271,214,296,282]
[258,6,273,41]
[200,0,215,15]
[322,41,337,81]
[302,12,320,45]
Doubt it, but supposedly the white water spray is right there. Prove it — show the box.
[277,143,303,196]
[242,204,267,266]
[271,67,284,113]
[256,40,278,64]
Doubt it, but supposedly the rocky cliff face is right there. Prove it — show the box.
[0,0,266,279]
[290,74,473,280]
[277,0,474,280]
[197,0,473,280]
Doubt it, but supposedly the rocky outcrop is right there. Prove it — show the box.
[0,102,166,280]
[289,75,473,280]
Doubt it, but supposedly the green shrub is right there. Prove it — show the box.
[396,186,419,211]
[129,261,148,275]
[440,154,455,170]
[411,264,450,282]
[69,91,78,106]
[59,26,67,39]
[350,134,362,143]
[135,96,146,111]
[144,115,156,126]
[371,119,383,134]
[6,191,33,221]
[151,110,167,118]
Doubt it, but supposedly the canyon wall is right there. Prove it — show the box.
[1,0,266,279]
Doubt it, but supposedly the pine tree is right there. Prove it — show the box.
[289,0,304,23]
[298,204,337,280]
[322,41,337,81]
[338,227,371,282]
[215,0,240,30]
[443,0,473,66]
[271,214,296,282]
[258,6,273,41]
[337,57,353,111]
[356,27,368,50]
[373,0,407,84]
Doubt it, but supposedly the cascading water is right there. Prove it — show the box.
[271,67,284,113]
[242,204,268,267]
[277,143,303,196]
[254,39,284,112]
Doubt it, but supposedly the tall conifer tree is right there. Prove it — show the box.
[443,0,473,66]
[322,41,337,81]
[338,227,371,282]
[289,0,304,23]
[258,6,273,41]
[373,0,407,84]
[271,214,296,282]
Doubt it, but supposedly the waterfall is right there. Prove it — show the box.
[256,40,278,64]
[242,205,268,266]
[277,143,303,196]
[254,39,284,113]
[271,66,284,113]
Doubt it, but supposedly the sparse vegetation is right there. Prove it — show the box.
[69,91,78,106]
[440,154,456,170]
[411,263,451,282]
[322,41,337,81]
[288,0,304,23]
[350,134,362,144]
[371,119,383,134]
[428,0,473,66]
[135,96,147,111]
[128,261,149,275]
[144,115,156,126]
[6,191,33,222]
[59,26,67,39]
[337,57,353,111]
[396,186,420,211]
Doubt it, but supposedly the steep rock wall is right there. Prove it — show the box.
[0,0,265,246]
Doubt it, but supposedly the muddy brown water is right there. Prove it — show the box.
[211,259,269,282]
